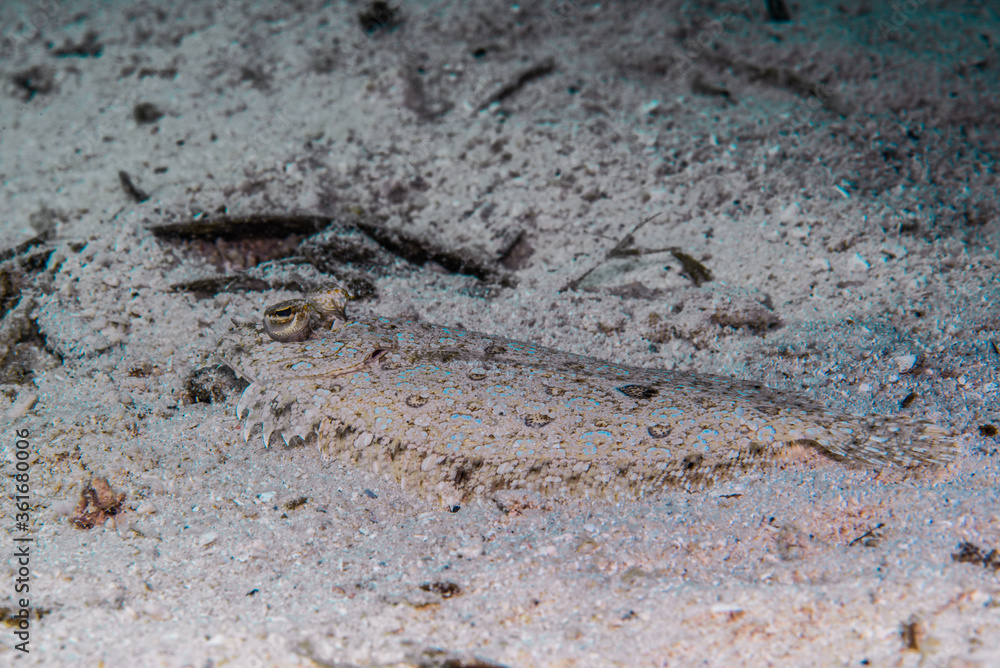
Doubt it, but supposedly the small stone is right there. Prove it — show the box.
[893,355,917,373]
[135,501,157,515]
[848,252,870,272]
[807,257,830,273]
[103,274,120,287]
[779,202,800,223]
[788,225,810,240]
[5,392,37,420]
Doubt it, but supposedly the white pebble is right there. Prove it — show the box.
[848,252,870,272]
[135,501,157,515]
[893,355,917,373]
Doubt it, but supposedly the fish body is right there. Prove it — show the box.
[218,296,955,500]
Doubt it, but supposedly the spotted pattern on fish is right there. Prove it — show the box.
[217,289,956,501]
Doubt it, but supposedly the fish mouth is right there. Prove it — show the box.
[234,381,317,447]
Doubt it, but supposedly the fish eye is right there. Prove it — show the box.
[263,299,313,342]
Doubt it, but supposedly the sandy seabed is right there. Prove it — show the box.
[1,0,999,665]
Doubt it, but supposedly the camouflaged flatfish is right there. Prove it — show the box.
[217,287,956,501]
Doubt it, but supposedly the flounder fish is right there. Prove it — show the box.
[217,286,955,500]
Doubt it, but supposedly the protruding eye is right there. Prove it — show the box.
[307,285,352,324]
[263,299,313,342]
